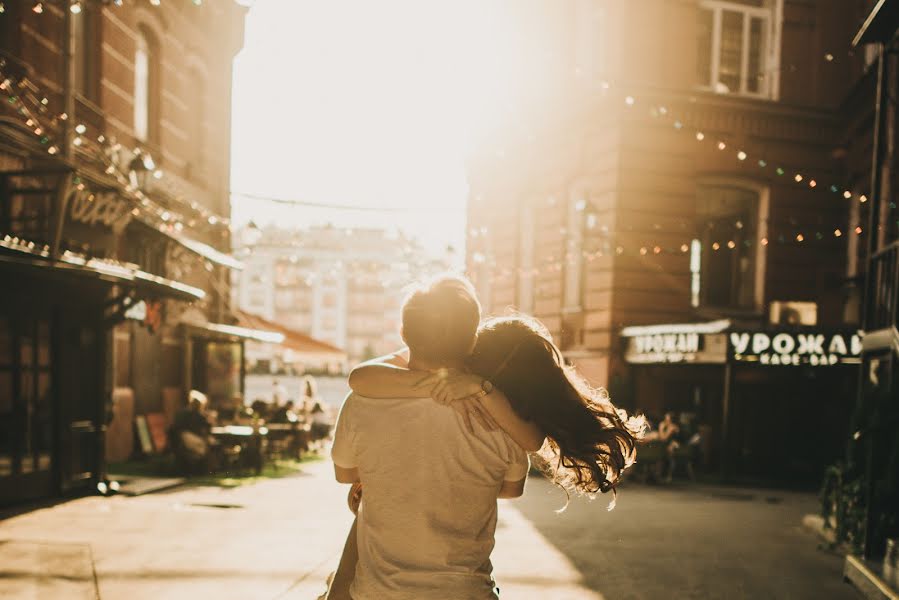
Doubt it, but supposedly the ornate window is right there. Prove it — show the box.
[696,0,782,99]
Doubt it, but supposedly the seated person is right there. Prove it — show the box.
[271,400,299,424]
[169,390,216,474]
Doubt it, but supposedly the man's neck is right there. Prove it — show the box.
[408,354,465,372]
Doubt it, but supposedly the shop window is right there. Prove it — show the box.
[72,5,100,102]
[694,183,766,311]
[696,0,781,99]
[134,26,160,143]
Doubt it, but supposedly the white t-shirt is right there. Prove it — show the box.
[331,393,529,600]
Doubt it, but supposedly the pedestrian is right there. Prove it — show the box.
[272,378,288,406]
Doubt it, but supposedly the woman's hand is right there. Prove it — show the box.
[415,371,483,405]
[414,372,498,433]
[348,482,362,515]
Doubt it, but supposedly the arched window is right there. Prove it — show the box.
[134,27,159,142]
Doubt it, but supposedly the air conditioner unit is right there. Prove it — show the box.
[769,301,818,326]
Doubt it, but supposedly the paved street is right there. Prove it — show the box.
[516,476,858,600]
[0,460,857,599]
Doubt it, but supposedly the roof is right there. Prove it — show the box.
[853,0,899,46]
[235,310,347,357]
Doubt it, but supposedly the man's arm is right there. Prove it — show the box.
[331,396,359,482]
[347,349,427,399]
[334,464,360,484]
[498,477,526,499]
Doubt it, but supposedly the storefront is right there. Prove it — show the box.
[0,166,212,505]
[622,320,861,483]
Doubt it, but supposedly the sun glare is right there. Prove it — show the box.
[231,0,534,257]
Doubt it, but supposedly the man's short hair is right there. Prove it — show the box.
[401,275,480,364]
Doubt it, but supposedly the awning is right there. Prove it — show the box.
[182,318,285,344]
[133,218,243,271]
[0,235,205,302]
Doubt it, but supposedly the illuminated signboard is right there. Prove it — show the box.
[729,331,861,366]
[622,321,731,365]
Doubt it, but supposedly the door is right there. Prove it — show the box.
[0,312,55,505]
[58,319,105,492]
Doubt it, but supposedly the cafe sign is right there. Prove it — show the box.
[730,331,862,366]
[622,321,730,365]
[67,182,132,235]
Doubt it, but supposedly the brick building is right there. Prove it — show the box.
[0,1,248,504]
[467,0,883,482]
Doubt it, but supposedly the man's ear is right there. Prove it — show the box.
[466,333,478,355]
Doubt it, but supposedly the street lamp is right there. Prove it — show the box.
[128,149,156,190]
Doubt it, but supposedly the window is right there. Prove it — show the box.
[574,0,607,85]
[134,27,159,142]
[517,205,536,313]
[72,6,100,102]
[693,183,767,310]
[187,67,206,176]
[563,196,586,312]
[696,0,780,99]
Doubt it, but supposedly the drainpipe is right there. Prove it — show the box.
[62,5,75,160]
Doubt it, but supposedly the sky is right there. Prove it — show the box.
[229,0,529,260]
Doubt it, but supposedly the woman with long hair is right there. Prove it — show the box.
[324,314,644,598]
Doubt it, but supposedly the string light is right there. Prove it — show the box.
[32,3,43,14]
[70,1,82,14]
[737,151,747,161]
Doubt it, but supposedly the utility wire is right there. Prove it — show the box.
[231,191,409,212]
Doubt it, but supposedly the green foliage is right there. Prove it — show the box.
[819,461,865,554]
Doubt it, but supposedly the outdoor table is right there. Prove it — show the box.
[210,425,268,474]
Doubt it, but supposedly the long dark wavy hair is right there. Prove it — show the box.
[466,316,645,508]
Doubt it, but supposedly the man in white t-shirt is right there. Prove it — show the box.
[331,277,529,599]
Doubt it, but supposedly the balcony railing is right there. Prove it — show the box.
[865,240,899,332]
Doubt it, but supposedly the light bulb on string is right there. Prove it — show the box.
[860,194,868,203]
[809,180,816,188]
[834,229,842,237]
[75,123,86,134]
[0,3,5,13]
[717,141,726,150]
[32,3,43,14]
[695,132,705,141]
[843,190,852,199]
[794,174,803,182]
[737,151,747,161]
[70,2,82,14]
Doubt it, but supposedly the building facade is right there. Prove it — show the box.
[466,0,881,482]
[233,223,453,365]
[0,1,248,504]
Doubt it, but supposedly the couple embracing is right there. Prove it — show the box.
[327,276,644,599]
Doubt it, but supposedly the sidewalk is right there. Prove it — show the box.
[0,460,600,599]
